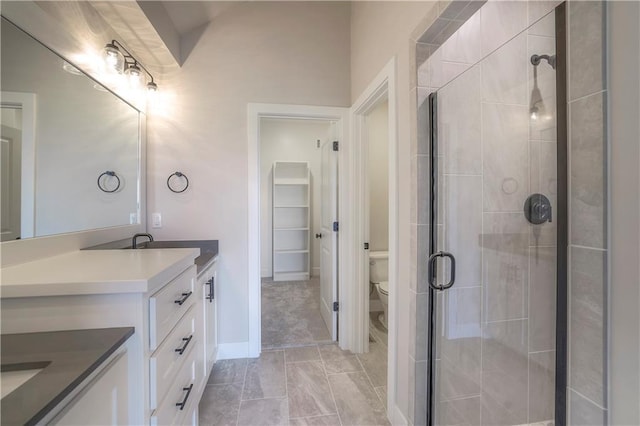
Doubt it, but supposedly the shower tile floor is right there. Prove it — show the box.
[261,277,332,349]
[198,342,389,426]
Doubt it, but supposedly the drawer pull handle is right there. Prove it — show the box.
[207,277,215,302]
[176,383,194,410]
[174,291,193,306]
[175,335,193,355]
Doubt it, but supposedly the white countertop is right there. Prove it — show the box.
[0,248,199,298]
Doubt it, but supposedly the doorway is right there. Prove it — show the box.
[259,117,338,349]
[247,103,349,358]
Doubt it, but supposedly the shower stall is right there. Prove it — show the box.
[415,2,574,425]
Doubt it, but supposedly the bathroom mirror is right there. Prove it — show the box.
[0,17,141,241]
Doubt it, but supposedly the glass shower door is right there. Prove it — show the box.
[427,7,562,426]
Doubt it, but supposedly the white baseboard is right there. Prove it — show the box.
[261,268,271,278]
[217,341,253,359]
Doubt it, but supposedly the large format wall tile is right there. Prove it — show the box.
[482,213,529,322]
[410,291,429,361]
[439,65,482,175]
[529,351,556,422]
[481,319,529,425]
[480,0,527,57]
[568,0,605,101]
[570,246,607,408]
[529,140,558,246]
[570,92,607,249]
[440,12,482,64]
[569,389,606,426]
[437,396,481,426]
[481,32,528,105]
[529,246,557,352]
[444,175,482,287]
[482,103,529,212]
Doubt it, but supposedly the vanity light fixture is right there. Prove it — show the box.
[102,39,159,92]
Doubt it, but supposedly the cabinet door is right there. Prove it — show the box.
[204,267,218,375]
[52,351,128,426]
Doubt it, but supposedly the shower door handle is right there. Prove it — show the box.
[427,251,456,291]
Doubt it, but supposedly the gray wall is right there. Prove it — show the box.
[608,1,640,424]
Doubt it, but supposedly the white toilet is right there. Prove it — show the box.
[369,251,389,330]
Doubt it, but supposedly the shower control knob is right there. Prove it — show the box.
[524,193,552,224]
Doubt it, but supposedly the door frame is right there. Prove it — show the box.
[1,91,36,239]
[247,103,349,358]
[349,57,398,418]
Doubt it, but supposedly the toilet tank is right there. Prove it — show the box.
[369,251,389,283]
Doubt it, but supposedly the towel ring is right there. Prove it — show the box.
[167,172,189,193]
[97,171,121,193]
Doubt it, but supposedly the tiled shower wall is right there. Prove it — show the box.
[566,1,608,424]
[408,1,608,424]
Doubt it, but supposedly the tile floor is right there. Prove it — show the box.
[261,277,332,349]
[199,342,389,426]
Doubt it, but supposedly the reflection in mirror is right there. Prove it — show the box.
[0,17,140,240]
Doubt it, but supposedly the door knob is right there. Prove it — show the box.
[315,233,322,239]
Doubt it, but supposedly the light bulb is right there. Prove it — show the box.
[125,63,144,88]
[102,43,124,74]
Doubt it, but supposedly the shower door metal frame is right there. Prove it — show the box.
[424,3,568,424]
[554,3,568,423]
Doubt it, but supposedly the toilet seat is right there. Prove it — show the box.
[377,281,389,295]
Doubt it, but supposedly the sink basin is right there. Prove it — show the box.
[1,363,48,399]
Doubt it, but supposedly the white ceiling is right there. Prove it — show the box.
[159,1,241,35]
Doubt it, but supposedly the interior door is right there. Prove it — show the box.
[1,121,22,241]
[427,8,560,426]
[320,135,338,340]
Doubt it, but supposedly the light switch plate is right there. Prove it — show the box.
[152,213,162,228]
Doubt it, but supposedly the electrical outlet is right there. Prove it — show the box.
[152,213,162,228]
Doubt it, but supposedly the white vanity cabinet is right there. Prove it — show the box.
[0,248,209,426]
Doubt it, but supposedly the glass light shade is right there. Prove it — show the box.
[146,81,158,92]
[124,63,144,88]
[103,43,124,74]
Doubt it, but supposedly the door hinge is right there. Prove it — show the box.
[333,141,339,151]
[364,242,369,250]
[333,301,339,312]
[333,221,339,232]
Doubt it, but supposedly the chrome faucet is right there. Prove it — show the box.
[132,233,154,249]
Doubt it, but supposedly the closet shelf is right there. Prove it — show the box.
[272,161,310,282]
[274,179,309,185]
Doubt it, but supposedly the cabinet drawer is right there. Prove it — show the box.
[149,265,196,350]
[150,305,197,410]
[150,351,196,426]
